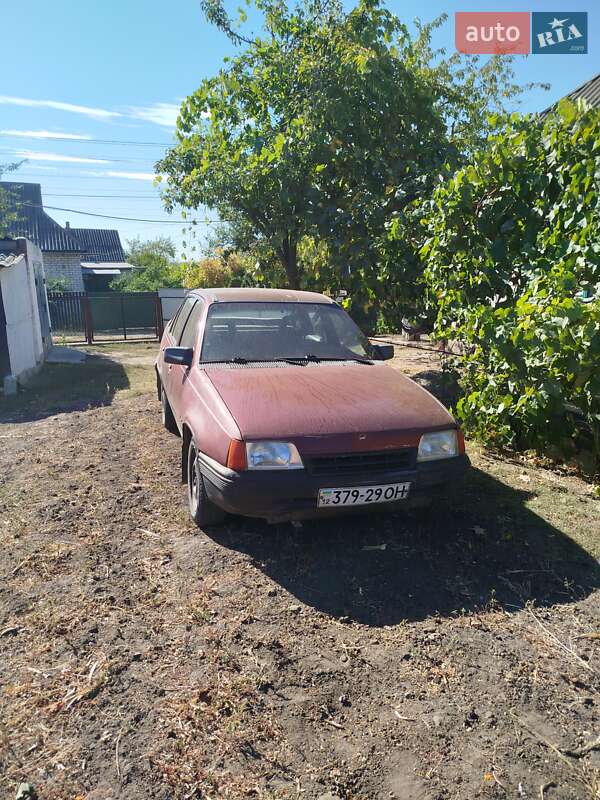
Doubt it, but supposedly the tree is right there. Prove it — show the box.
[421,102,600,465]
[158,0,538,294]
[0,161,25,237]
[110,236,185,291]
[184,250,259,289]
[126,236,176,266]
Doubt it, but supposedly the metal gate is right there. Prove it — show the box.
[47,291,85,339]
[48,291,163,343]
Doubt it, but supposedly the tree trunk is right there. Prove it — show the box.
[278,237,300,289]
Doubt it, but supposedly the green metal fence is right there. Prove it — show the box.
[49,291,163,343]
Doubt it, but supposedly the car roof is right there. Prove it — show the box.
[189,287,335,304]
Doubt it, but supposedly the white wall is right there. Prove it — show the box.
[23,240,49,361]
[43,251,85,291]
[1,256,38,379]
[0,239,51,382]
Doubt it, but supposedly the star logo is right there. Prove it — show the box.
[532,11,588,55]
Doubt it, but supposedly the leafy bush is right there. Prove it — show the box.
[183,250,262,288]
[111,237,185,291]
[421,101,600,467]
[46,277,72,292]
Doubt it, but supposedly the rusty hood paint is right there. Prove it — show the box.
[204,363,455,443]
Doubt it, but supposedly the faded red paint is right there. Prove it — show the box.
[204,363,455,452]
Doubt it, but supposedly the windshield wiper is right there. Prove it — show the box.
[200,355,372,365]
[280,353,371,364]
[200,357,249,364]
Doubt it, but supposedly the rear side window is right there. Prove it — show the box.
[179,300,204,349]
[171,297,195,342]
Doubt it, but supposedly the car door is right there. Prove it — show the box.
[166,298,205,423]
[161,296,196,403]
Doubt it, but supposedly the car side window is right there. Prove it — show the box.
[179,300,204,349]
[171,298,196,343]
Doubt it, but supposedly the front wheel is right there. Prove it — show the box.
[187,439,226,527]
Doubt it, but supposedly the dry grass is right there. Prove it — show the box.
[0,345,599,799]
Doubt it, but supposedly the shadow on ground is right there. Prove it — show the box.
[209,467,600,625]
[0,354,131,423]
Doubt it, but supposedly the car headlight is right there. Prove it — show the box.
[417,430,459,462]
[246,441,304,470]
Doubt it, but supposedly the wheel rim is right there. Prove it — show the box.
[161,389,167,425]
[189,445,199,513]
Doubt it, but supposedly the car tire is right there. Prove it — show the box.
[161,385,179,436]
[187,438,226,527]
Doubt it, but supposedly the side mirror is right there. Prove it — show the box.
[164,347,193,367]
[372,343,394,361]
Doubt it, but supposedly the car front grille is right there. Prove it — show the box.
[305,448,416,477]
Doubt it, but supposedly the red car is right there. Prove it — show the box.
[155,288,469,525]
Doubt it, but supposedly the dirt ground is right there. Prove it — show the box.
[1,343,599,800]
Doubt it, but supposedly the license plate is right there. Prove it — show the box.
[317,482,411,508]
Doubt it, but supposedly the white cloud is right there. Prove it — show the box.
[0,95,121,120]
[19,164,60,172]
[105,170,157,181]
[127,102,180,128]
[0,95,182,128]
[15,150,111,165]
[1,129,93,140]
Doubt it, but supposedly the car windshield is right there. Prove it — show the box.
[200,301,372,362]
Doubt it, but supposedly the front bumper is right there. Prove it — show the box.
[198,451,470,523]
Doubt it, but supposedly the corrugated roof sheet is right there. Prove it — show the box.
[69,227,125,262]
[541,71,600,116]
[0,182,83,252]
[0,253,25,269]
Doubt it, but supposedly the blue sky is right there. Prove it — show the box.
[1,0,598,256]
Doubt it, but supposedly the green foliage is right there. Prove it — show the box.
[111,237,185,291]
[421,102,600,467]
[158,0,534,294]
[46,277,72,292]
[184,249,264,289]
[0,162,26,237]
[198,218,286,287]
[126,236,177,265]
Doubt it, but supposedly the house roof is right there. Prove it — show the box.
[69,227,126,262]
[0,182,127,261]
[0,182,83,252]
[541,72,600,116]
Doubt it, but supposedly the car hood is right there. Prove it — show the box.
[204,363,454,443]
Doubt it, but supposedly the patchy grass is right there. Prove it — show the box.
[0,351,155,419]
[467,442,600,561]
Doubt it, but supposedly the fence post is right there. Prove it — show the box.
[81,296,93,344]
[120,294,127,340]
